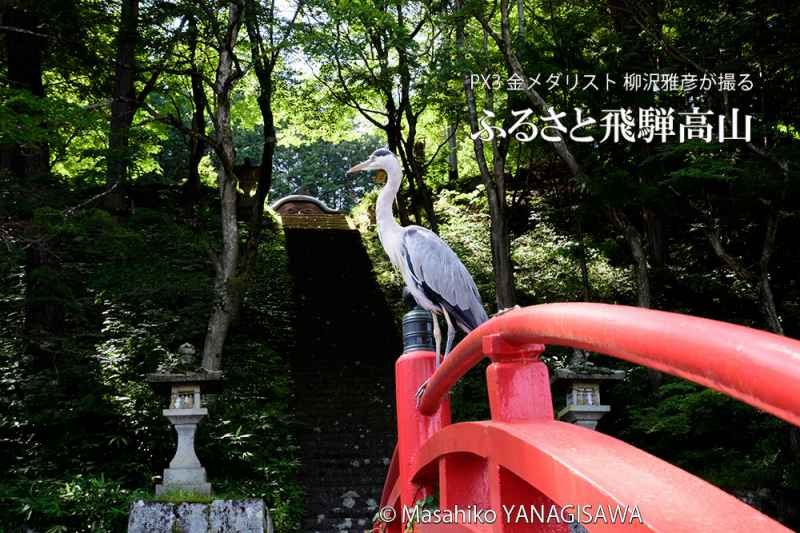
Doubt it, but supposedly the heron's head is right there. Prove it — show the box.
[347,148,398,184]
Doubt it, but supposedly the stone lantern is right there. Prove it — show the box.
[146,344,223,496]
[550,363,624,430]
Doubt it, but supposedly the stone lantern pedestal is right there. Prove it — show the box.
[146,370,223,497]
[558,404,611,430]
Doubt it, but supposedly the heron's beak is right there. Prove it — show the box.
[347,159,372,174]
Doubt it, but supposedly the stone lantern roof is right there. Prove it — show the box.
[145,370,224,394]
[550,363,626,385]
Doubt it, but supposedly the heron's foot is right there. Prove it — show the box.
[492,304,521,318]
[415,379,429,407]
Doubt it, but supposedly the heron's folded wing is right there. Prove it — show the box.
[401,227,488,331]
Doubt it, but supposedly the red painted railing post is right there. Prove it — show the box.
[484,334,551,422]
[483,334,570,532]
[396,349,451,528]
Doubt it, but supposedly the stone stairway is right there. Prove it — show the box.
[284,227,401,533]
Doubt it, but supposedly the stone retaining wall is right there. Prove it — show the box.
[127,499,272,533]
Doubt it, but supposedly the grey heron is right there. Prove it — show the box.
[348,149,488,398]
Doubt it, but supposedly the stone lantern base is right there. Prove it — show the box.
[155,472,212,497]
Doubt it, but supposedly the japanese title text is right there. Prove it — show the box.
[471,107,752,144]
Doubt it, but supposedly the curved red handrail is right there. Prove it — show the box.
[418,303,800,427]
[411,420,791,532]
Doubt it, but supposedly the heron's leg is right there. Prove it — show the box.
[431,311,442,368]
[441,307,456,359]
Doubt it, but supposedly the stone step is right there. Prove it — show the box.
[284,227,401,531]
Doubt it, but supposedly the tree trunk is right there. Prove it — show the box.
[396,28,438,233]
[758,212,783,335]
[703,210,783,335]
[611,207,661,387]
[3,6,49,178]
[241,6,277,274]
[643,206,666,269]
[386,123,413,226]
[447,123,459,182]
[610,208,652,308]
[108,0,139,189]
[481,0,582,177]
[185,15,206,203]
[759,270,783,335]
[251,90,275,228]
[456,2,515,309]
[487,91,514,309]
[406,137,438,233]
[412,162,437,232]
[576,220,591,301]
[630,228,651,309]
[489,191,515,308]
[201,1,245,372]
[579,248,591,301]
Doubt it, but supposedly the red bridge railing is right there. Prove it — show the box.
[377,303,800,532]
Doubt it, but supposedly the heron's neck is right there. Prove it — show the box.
[376,161,403,242]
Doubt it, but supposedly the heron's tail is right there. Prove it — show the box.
[446,300,488,333]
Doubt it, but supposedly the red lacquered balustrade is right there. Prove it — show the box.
[376,303,800,532]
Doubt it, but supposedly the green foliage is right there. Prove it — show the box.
[512,202,634,305]
[0,198,302,532]
[604,372,800,491]
[0,88,53,149]
[235,133,384,211]
[0,475,146,533]
[199,342,302,531]
[401,495,439,533]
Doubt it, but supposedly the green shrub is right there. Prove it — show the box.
[1,475,146,533]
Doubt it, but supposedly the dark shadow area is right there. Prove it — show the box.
[284,226,401,532]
